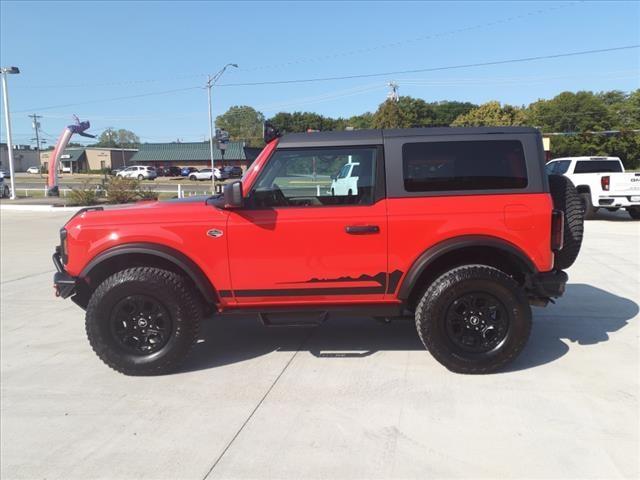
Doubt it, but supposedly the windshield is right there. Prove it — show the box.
[337,164,351,179]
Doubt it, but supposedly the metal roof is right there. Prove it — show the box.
[58,148,85,163]
[130,141,248,162]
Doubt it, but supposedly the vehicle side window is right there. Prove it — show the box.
[402,140,527,192]
[574,161,623,173]
[248,147,377,208]
[545,162,557,175]
[554,160,571,174]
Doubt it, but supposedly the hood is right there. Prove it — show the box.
[66,196,227,228]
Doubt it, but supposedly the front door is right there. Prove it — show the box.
[226,145,389,305]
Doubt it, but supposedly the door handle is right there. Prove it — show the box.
[345,225,380,234]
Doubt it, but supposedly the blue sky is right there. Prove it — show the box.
[1,0,638,146]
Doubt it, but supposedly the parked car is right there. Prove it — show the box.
[116,165,157,180]
[220,166,243,179]
[111,168,123,176]
[330,161,360,196]
[180,167,199,177]
[545,156,640,219]
[161,166,183,177]
[189,168,221,181]
[26,166,41,174]
[61,166,72,174]
[53,126,583,376]
[0,169,11,178]
[0,175,9,198]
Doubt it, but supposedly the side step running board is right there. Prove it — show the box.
[258,311,329,327]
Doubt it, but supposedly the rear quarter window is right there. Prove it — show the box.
[402,140,528,192]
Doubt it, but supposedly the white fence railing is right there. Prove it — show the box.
[16,183,224,199]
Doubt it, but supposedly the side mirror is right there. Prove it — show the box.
[224,181,243,208]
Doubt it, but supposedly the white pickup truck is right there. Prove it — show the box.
[545,156,640,220]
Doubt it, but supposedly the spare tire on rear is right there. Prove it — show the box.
[548,174,584,269]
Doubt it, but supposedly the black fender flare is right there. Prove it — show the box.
[397,235,538,300]
[80,242,217,303]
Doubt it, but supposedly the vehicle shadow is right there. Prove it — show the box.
[589,209,636,222]
[180,283,638,374]
[507,283,638,372]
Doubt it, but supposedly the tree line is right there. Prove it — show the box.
[215,89,640,168]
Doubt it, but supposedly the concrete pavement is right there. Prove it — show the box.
[1,208,638,479]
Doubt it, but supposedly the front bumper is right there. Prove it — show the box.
[526,270,568,300]
[53,250,76,299]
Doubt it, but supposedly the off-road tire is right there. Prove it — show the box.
[415,265,531,374]
[628,207,640,220]
[548,174,584,269]
[85,267,201,375]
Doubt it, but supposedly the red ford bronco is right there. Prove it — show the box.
[53,126,584,375]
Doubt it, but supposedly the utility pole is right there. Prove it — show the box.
[205,63,238,193]
[387,81,399,102]
[28,113,42,151]
[29,114,43,175]
[1,66,20,200]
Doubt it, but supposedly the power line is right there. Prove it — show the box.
[217,45,640,87]
[241,1,584,72]
[11,2,583,90]
[12,86,201,114]
[11,45,638,114]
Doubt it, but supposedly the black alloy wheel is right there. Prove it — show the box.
[110,294,173,355]
[445,292,509,354]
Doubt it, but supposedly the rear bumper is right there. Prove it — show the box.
[53,251,77,299]
[527,270,568,299]
[597,195,640,208]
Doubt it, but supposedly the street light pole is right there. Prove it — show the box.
[207,75,215,193]
[1,66,20,200]
[205,63,238,193]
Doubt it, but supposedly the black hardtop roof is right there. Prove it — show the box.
[278,126,540,148]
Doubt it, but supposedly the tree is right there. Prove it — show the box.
[96,128,140,148]
[372,96,438,129]
[216,106,265,146]
[451,101,527,127]
[526,91,611,132]
[396,96,437,127]
[525,90,640,169]
[267,111,340,133]
[431,101,477,126]
[346,112,374,130]
[372,99,404,128]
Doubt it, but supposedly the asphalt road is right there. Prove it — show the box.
[1,208,638,479]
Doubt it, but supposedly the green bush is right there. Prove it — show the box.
[68,182,100,206]
[105,177,159,204]
[105,177,140,204]
[138,187,159,201]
